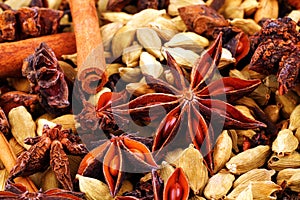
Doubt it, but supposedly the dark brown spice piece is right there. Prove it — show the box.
[249,17,300,94]
[0,6,63,42]
[0,91,40,115]
[8,124,88,191]
[178,5,229,37]
[22,42,70,115]
[0,107,10,136]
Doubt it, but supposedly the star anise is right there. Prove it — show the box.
[0,183,85,199]
[8,124,88,191]
[78,134,157,197]
[76,91,129,134]
[249,17,300,94]
[113,33,266,171]
[22,42,70,115]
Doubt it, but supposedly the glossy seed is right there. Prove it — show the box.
[109,155,120,177]
[236,41,244,55]
[163,115,177,138]
[169,182,183,200]
[129,148,145,160]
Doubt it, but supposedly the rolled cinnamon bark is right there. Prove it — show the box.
[0,32,76,78]
[69,0,108,94]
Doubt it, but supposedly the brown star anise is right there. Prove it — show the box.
[22,42,70,115]
[8,124,88,191]
[249,17,300,95]
[113,33,266,171]
[78,134,157,197]
[0,183,85,199]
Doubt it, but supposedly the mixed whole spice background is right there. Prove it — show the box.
[0,0,299,199]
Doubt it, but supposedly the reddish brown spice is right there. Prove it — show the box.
[9,125,88,191]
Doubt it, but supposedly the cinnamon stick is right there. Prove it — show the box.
[0,131,37,192]
[69,0,108,94]
[0,32,76,78]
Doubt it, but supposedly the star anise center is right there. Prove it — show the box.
[183,90,194,101]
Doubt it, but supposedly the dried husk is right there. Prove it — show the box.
[149,17,179,41]
[249,181,281,200]
[276,168,300,185]
[4,0,31,9]
[234,106,255,120]
[8,78,30,92]
[0,169,8,191]
[268,152,300,171]
[221,0,244,19]
[88,87,111,106]
[263,75,278,92]
[296,128,300,143]
[213,130,232,173]
[275,90,300,119]
[36,118,57,136]
[8,106,36,149]
[126,9,166,28]
[174,144,208,195]
[272,129,298,156]
[233,169,275,188]
[289,104,300,131]
[119,67,142,83]
[41,168,59,191]
[167,0,205,16]
[227,181,281,200]
[229,19,261,35]
[125,81,155,96]
[236,184,253,200]
[164,148,184,164]
[164,69,175,85]
[162,47,199,68]
[164,32,209,53]
[170,16,187,32]
[219,48,236,69]
[112,25,136,58]
[189,196,206,200]
[51,114,77,133]
[98,0,109,12]
[101,22,124,51]
[240,0,260,16]
[226,145,271,175]
[8,137,25,157]
[286,172,300,192]
[228,130,239,153]
[76,174,113,200]
[248,84,271,106]
[139,52,163,78]
[122,42,143,68]
[101,12,132,24]
[203,170,235,199]
[59,61,77,84]
[254,0,278,23]
[288,10,300,24]
[263,105,280,124]
[159,161,175,183]
[136,28,163,61]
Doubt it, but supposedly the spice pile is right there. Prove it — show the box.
[0,0,299,199]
